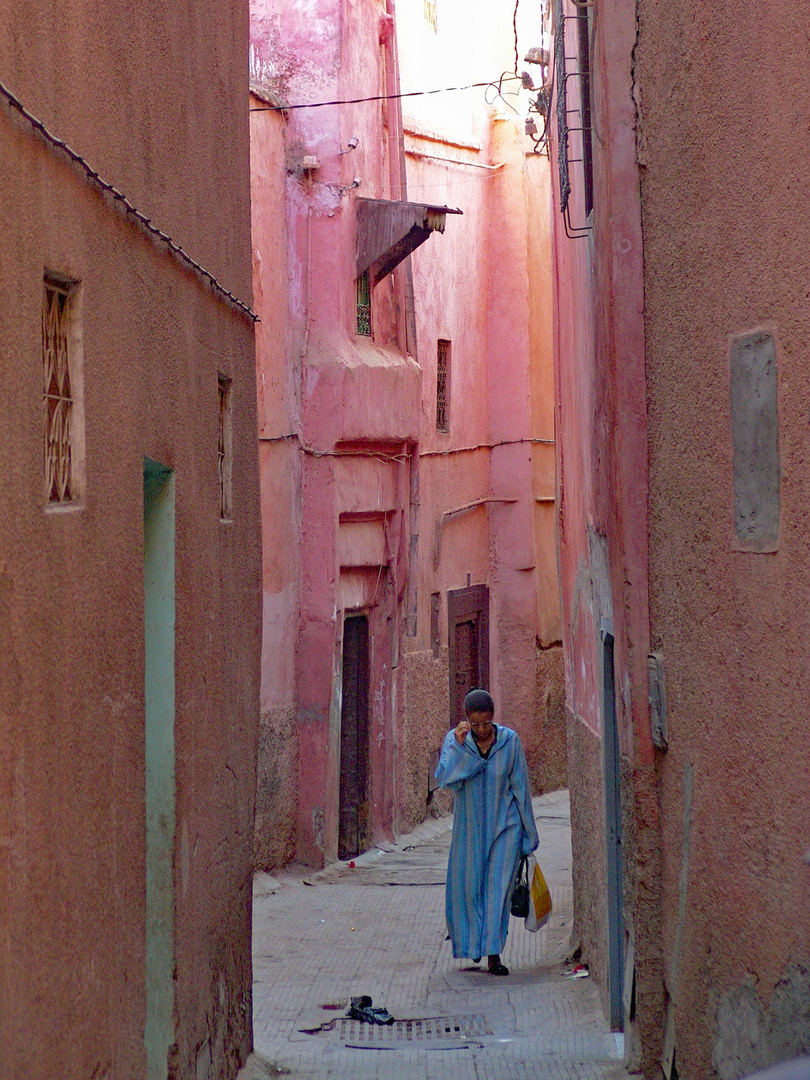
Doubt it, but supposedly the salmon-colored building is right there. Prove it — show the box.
[0,4,260,1079]
[250,0,565,869]
[548,0,810,1075]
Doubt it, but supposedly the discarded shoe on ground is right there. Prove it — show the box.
[348,995,395,1025]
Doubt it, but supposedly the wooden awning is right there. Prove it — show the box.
[356,198,462,285]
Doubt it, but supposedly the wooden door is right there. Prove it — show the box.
[338,615,370,860]
[447,584,490,727]
[453,620,478,726]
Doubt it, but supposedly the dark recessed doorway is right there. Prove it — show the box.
[338,615,370,861]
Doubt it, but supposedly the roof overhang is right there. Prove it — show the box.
[356,198,463,285]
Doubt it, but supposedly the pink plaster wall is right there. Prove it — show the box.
[250,93,302,869]
[635,2,810,1075]
[550,0,663,1069]
[0,4,260,1077]
[400,113,566,829]
[251,0,423,868]
[552,0,810,1073]
[250,0,565,868]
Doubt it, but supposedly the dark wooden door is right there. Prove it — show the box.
[447,584,489,727]
[338,615,370,861]
[453,620,478,726]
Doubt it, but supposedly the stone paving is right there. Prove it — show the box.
[242,791,637,1080]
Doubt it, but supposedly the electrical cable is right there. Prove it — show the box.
[484,72,522,115]
[527,67,553,155]
[0,77,257,323]
[513,0,521,75]
[249,75,521,112]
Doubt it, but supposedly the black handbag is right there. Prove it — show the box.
[511,856,530,918]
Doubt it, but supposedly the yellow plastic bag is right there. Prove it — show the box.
[525,855,552,932]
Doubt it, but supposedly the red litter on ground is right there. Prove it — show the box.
[349,861,355,868]
[562,963,590,979]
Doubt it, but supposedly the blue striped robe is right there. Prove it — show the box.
[435,724,539,959]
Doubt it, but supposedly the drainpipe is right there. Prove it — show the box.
[406,445,419,635]
[384,0,418,358]
[382,0,420,644]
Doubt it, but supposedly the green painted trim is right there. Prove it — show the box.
[143,459,176,1080]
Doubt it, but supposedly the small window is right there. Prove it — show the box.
[356,271,371,336]
[43,274,83,505]
[218,373,233,521]
[436,339,450,432]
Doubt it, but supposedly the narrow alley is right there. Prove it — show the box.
[245,792,631,1080]
[5,0,810,1075]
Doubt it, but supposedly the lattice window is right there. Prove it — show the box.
[423,0,437,32]
[356,271,371,336]
[43,277,76,503]
[218,373,233,521]
[436,339,450,432]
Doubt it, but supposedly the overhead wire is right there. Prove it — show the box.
[483,72,522,114]
[249,75,521,112]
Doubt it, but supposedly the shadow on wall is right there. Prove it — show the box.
[253,705,298,870]
[713,965,810,1080]
[400,648,452,833]
[532,641,567,794]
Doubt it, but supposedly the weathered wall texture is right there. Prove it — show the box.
[565,712,609,985]
[552,0,810,1075]
[636,1,810,1075]
[250,95,300,870]
[550,0,663,1072]
[250,0,564,868]
[398,0,565,822]
[399,649,452,830]
[0,3,260,1079]
[250,0,424,868]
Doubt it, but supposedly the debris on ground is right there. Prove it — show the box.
[561,962,590,979]
[295,1001,348,1033]
[348,995,396,1024]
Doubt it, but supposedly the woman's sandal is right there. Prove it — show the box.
[487,956,509,976]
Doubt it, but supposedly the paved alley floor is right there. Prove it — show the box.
[248,791,636,1080]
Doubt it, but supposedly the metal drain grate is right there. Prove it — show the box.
[338,1014,490,1049]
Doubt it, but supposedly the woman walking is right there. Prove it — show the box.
[434,688,538,976]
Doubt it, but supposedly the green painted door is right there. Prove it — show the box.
[143,459,175,1079]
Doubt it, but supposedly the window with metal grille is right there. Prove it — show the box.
[577,4,594,217]
[436,339,450,432]
[43,276,79,504]
[218,373,233,521]
[356,271,371,336]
